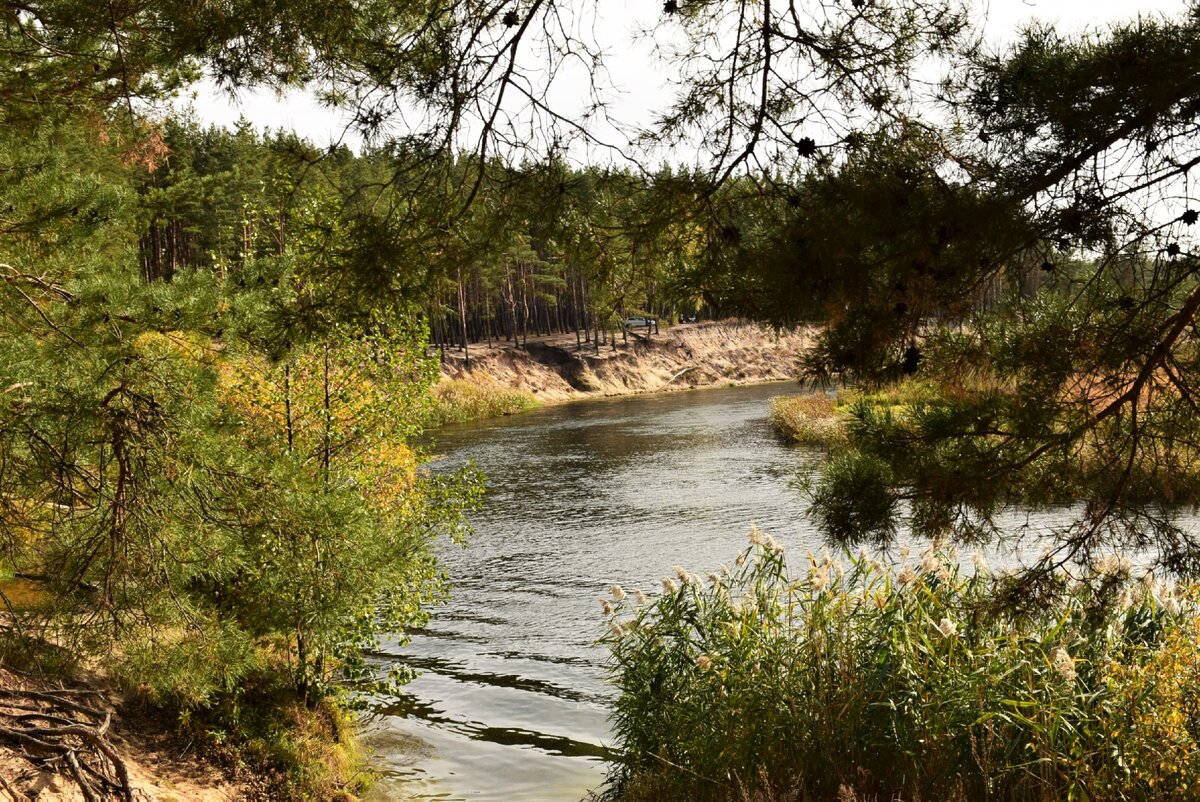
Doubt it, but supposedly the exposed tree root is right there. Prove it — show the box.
[0,684,133,801]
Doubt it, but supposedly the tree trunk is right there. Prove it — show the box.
[456,265,469,365]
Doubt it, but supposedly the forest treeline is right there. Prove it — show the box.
[136,119,723,358]
[136,119,1053,365]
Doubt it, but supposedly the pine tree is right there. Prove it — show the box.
[716,9,1200,591]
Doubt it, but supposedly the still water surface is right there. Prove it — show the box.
[362,382,827,801]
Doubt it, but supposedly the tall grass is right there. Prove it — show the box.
[428,379,538,426]
[600,532,1200,802]
[768,392,846,447]
[769,382,940,448]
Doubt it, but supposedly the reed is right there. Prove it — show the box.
[768,382,940,447]
[428,379,538,425]
[600,533,1200,802]
[768,392,846,447]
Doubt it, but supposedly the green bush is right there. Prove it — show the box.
[177,664,370,800]
[768,382,940,448]
[600,533,1200,802]
[807,451,898,546]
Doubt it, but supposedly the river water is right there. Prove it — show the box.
[361,382,834,801]
[359,381,1090,801]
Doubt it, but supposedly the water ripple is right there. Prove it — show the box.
[369,382,814,802]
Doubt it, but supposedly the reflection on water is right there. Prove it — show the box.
[363,382,827,802]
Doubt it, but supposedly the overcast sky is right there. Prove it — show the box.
[182,0,1191,150]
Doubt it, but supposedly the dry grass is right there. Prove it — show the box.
[768,392,847,447]
[428,379,538,426]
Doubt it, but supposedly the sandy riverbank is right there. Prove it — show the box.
[0,666,245,801]
[437,320,816,404]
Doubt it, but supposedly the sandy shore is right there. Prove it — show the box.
[0,666,245,801]
[437,320,815,403]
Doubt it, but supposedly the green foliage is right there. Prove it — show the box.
[770,383,944,448]
[180,664,371,799]
[428,379,539,426]
[602,536,1200,802]
[804,275,1200,569]
[206,320,482,701]
[808,452,898,547]
[677,7,1200,583]
[119,619,264,707]
[0,17,482,718]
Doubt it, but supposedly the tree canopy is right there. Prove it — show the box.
[0,0,487,712]
[780,7,1200,589]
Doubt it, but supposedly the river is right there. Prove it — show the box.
[360,381,835,801]
[359,380,1087,801]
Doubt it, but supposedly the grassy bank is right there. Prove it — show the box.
[768,391,846,446]
[768,381,945,448]
[599,532,1200,802]
[182,666,370,799]
[428,378,539,426]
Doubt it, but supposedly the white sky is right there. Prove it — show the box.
[182,0,1191,151]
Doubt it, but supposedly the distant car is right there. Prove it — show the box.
[624,316,654,328]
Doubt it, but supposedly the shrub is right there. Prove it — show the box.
[179,664,371,800]
[600,532,1200,802]
[807,451,899,546]
[0,316,479,710]
[768,381,938,448]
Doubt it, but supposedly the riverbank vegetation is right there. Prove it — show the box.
[429,379,540,426]
[769,392,845,446]
[601,534,1200,802]
[769,380,947,447]
[769,384,914,446]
